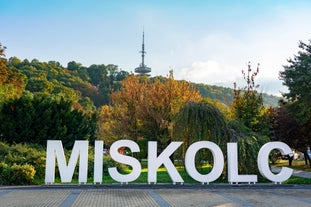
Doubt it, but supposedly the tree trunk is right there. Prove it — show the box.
[288,155,293,167]
[303,151,311,167]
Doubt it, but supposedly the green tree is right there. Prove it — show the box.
[279,40,311,124]
[278,40,311,166]
[67,61,82,71]
[231,63,265,133]
[228,63,272,174]
[228,120,270,174]
[87,64,108,86]
[173,101,231,163]
[0,94,96,148]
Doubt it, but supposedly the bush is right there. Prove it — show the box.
[0,142,10,157]
[0,162,36,185]
[0,162,9,184]
[11,163,36,185]
[0,142,46,184]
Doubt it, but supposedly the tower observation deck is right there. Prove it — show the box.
[134,31,151,75]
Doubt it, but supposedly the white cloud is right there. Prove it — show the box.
[170,6,311,97]
[175,60,237,84]
[175,60,287,96]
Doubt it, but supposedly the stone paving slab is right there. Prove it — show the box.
[0,186,311,207]
[157,189,240,207]
[220,189,311,207]
[0,189,71,207]
[72,189,159,207]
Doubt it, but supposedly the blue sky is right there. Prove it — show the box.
[2,0,311,96]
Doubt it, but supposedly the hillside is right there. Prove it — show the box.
[194,83,280,107]
[3,58,129,110]
[2,57,280,108]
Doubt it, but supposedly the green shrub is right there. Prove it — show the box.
[0,142,46,184]
[0,142,10,157]
[0,162,36,185]
[0,162,9,184]
[11,163,36,185]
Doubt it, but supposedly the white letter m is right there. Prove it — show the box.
[45,140,88,184]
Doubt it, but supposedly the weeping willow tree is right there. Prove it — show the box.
[173,101,270,176]
[228,120,270,174]
[172,101,231,166]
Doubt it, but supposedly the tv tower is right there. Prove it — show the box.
[134,31,151,75]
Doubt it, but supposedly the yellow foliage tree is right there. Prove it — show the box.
[99,72,202,151]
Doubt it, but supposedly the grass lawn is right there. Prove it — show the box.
[48,167,311,184]
[272,159,311,184]
[274,159,311,172]
[102,165,214,184]
[46,162,311,185]
[283,176,311,184]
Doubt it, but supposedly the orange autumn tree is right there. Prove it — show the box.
[141,72,202,151]
[99,71,201,155]
[108,75,148,144]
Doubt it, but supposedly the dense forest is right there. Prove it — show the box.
[0,56,280,110]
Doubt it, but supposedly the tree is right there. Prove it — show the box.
[229,63,273,174]
[273,100,311,166]
[140,73,202,150]
[0,94,96,148]
[231,63,265,133]
[85,63,129,105]
[96,105,118,146]
[228,120,270,174]
[67,61,82,71]
[0,43,7,70]
[109,75,147,142]
[279,40,311,124]
[280,40,311,106]
[106,73,202,152]
[278,40,311,166]
[173,101,230,163]
[273,101,311,167]
[87,64,108,86]
[0,44,26,102]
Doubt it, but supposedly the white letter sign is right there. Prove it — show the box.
[108,140,141,183]
[185,141,224,183]
[258,142,293,183]
[227,143,257,184]
[148,141,183,184]
[44,140,294,184]
[94,140,104,183]
[45,140,88,184]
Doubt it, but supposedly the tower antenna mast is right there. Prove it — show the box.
[135,29,151,75]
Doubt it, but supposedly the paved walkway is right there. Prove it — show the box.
[1,184,311,207]
[1,168,311,207]
[293,169,311,178]
[271,166,311,179]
